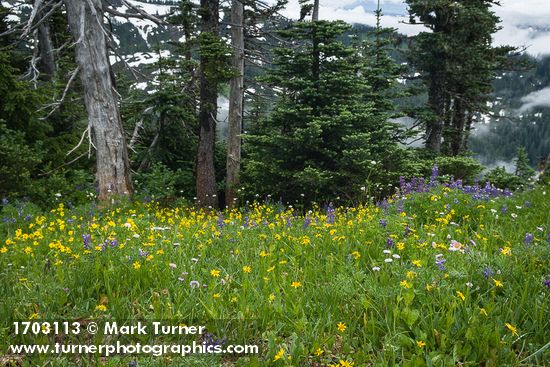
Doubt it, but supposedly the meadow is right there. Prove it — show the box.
[0,178,549,366]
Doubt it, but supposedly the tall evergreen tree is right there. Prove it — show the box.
[244,20,402,202]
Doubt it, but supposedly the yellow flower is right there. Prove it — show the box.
[315,347,323,356]
[243,266,252,273]
[0,246,7,253]
[416,340,426,348]
[133,261,141,270]
[351,251,361,259]
[291,281,302,288]
[412,259,422,267]
[456,291,465,301]
[500,247,512,256]
[479,308,488,316]
[505,323,518,336]
[493,279,503,287]
[337,322,346,332]
[339,360,354,367]
[24,246,33,255]
[95,304,107,312]
[397,242,405,250]
[406,271,416,280]
[400,280,412,289]
[273,348,285,361]
[210,269,220,277]
[213,293,221,299]
[268,294,275,302]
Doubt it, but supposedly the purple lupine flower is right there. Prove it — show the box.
[327,204,335,224]
[24,214,32,221]
[379,219,387,228]
[547,233,550,245]
[83,234,92,249]
[286,217,292,228]
[386,237,394,248]
[483,266,494,279]
[501,204,508,214]
[404,226,411,236]
[435,254,446,271]
[128,360,137,367]
[243,216,249,228]
[110,239,119,248]
[1,198,8,205]
[470,239,477,247]
[544,277,550,290]
[138,248,149,257]
[396,200,404,214]
[524,233,534,245]
[429,165,439,187]
[303,217,311,229]
[524,201,531,208]
[217,213,225,229]
[101,240,108,251]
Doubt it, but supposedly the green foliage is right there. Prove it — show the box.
[244,20,405,202]
[133,163,193,200]
[0,123,41,198]
[484,167,524,190]
[515,146,535,181]
[434,156,484,184]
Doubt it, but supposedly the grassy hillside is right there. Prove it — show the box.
[0,179,549,366]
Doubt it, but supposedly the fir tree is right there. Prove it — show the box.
[244,20,403,202]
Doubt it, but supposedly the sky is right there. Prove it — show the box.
[270,0,550,57]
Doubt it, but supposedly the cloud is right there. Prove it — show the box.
[269,0,550,56]
[518,87,550,112]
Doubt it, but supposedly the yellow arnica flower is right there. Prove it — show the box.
[493,279,503,287]
[339,360,354,367]
[479,308,488,316]
[95,304,107,312]
[456,291,465,301]
[291,281,302,288]
[210,269,220,277]
[337,322,346,332]
[133,261,141,270]
[273,348,284,361]
[315,347,323,356]
[243,266,252,273]
[416,340,426,348]
[505,323,518,336]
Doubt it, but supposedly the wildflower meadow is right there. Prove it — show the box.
[1,176,549,366]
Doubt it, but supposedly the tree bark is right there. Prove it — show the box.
[450,98,465,156]
[37,9,55,80]
[312,0,319,21]
[64,0,133,202]
[425,72,445,153]
[225,0,244,208]
[196,0,219,208]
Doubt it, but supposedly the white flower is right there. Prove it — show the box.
[384,258,393,263]
[466,282,473,288]
[372,266,381,272]
[383,249,392,254]
[448,240,463,252]
[169,263,177,269]
[511,213,517,219]
[392,254,401,259]
[123,222,132,228]
[55,193,62,197]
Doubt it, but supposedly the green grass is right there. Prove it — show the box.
[0,185,549,366]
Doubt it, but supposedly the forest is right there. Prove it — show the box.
[0,0,547,209]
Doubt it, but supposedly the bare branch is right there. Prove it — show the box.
[104,6,168,26]
[119,0,169,26]
[39,66,81,119]
[66,126,90,157]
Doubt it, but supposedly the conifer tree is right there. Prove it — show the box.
[244,20,402,202]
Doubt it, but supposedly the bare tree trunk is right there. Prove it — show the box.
[37,9,55,80]
[225,0,244,209]
[64,0,133,203]
[426,73,445,153]
[450,98,465,156]
[312,0,319,21]
[196,0,219,209]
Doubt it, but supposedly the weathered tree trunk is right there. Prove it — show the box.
[64,0,133,202]
[450,98,465,156]
[225,0,244,209]
[425,73,445,153]
[312,0,319,21]
[37,9,55,80]
[196,0,219,208]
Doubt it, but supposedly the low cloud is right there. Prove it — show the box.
[518,87,550,113]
